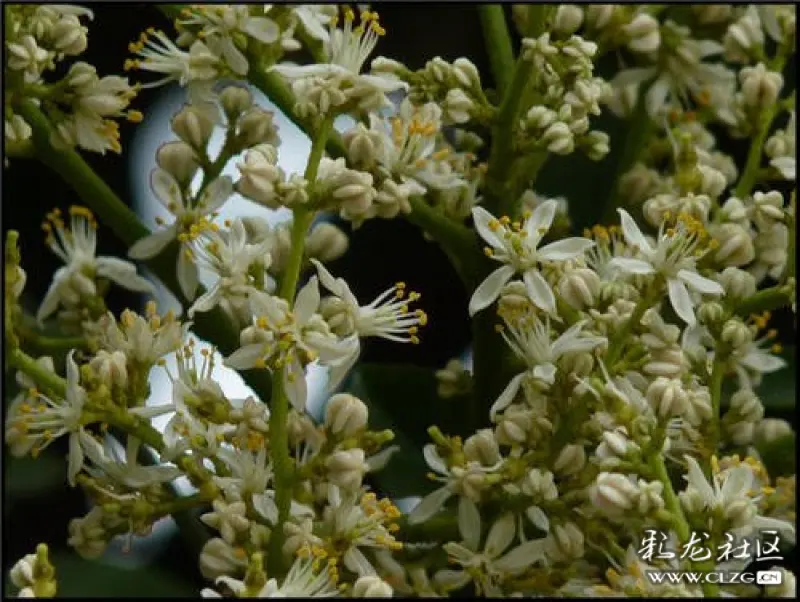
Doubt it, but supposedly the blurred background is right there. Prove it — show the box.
[3,3,796,596]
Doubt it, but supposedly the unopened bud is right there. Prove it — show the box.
[442,88,473,124]
[220,85,254,121]
[646,377,689,419]
[545,522,585,563]
[715,267,757,300]
[306,223,349,263]
[713,223,755,267]
[558,268,600,309]
[625,14,661,53]
[236,144,283,208]
[353,576,393,597]
[172,105,214,150]
[589,472,639,518]
[754,418,793,445]
[325,394,368,436]
[740,63,783,110]
[237,107,279,148]
[156,141,199,187]
[553,5,584,35]
[721,319,752,348]
[326,448,369,490]
[553,444,586,475]
[463,429,502,466]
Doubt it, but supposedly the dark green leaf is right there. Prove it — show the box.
[756,433,796,478]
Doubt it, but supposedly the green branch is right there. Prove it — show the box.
[478,5,515,96]
[267,116,333,576]
[734,285,793,317]
[13,99,273,401]
[6,347,67,398]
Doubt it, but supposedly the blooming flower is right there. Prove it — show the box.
[491,317,606,418]
[189,217,274,322]
[202,555,339,598]
[128,168,233,300]
[470,200,595,316]
[610,209,724,326]
[126,28,220,89]
[438,499,545,596]
[271,7,405,114]
[4,351,88,486]
[37,206,153,323]
[80,432,181,490]
[311,258,427,390]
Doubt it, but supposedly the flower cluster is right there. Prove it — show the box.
[3,3,796,600]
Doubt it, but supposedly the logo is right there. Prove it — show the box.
[757,570,783,585]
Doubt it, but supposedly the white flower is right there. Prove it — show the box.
[126,29,219,88]
[206,556,339,598]
[37,206,153,323]
[200,499,250,544]
[610,209,724,326]
[4,351,88,486]
[311,258,427,389]
[189,217,273,320]
[93,304,186,367]
[681,455,795,537]
[177,5,280,75]
[80,433,181,490]
[730,335,787,390]
[271,8,405,113]
[470,200,594,315]
[291,5,339,42]
[225,280,358,412]
[491,318,606,418]
[439,499,545,596]
[128,169,233,300]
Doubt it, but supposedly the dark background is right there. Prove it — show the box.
[2,4,796,596]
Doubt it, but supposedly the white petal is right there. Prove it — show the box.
[719,466,753,502]
[468,265,515,316]
[532,363,556,385]
[128,226,177,260]
[771,156,796,180]
[458,497,481,551]
[198,176,234,213]
[188,283,222,317]
[284,360,308,412]
[177,249,199,301]
[537,237,595,262]
[423,444,449,475]
[224,344,264,370]
[677,270,724,296]
[667,278,696,326]
[494,539,546,573]
[151,168,183,212]
[96,257,154,293]
[490,372,524,419]
[67,432,84,487]
[523,269,556,314]
[645,77,671,117]
[611,67,657,88]
[683,455,716,507]
[609,256,655,275]
[471,206,504,249]
[37,268,68,323]
[617,209,653,254]
[244,17,280,43]
[344,547,377,577]
[407,486,453,524]
[294,276,320,324]
[526,506,549,532]
[740,350,786,373]
[525,200,557,246]
[485,513,515,559]
[310,258,343,295]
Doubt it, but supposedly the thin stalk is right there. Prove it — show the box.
[734,285,793,317]
[477,5,515,96]
[6,348,67,397]
[707,355,726,459]
[267,116,333,576]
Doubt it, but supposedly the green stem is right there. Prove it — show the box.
[733,285,793,317]
[783,192,795,285]
[14,99,273,401]
[648,454,689,542]
[6,347,67,397]
[484,53,535,216]
[601,81,655,224]
[478,5,515,96]
[267,116,333,576]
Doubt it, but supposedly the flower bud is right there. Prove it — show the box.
[452,58,482,90]
[199,538,247,580]
[545,522,585,563]
[220,85,254,121]
[5,114,32,144]
[353,576,393,597]
[277,174,309,207]
[583,130,610,160]
[697,302,725,326]
[442,88,473,124]
[589,472,639,518]
[171,105,215,150]
[553,444,586,476]
[51,14,88,55]
[713,223,755,267]
[636,479,665,514]
[724,8,764,63]
[370,56,405,75]
[343,123,384,169]
[754,418,793,445]
[326,448,369,490]
[739,63,783,110]
[619,164,659,206]
[553,5,584,35]
[89,350,128,389]
[597,429,633,459]
[697,165,727,199]
[543,122,574,154]
[625,14,661,53]
[464,429,502,467]
[752,190,785,224]
[525,105,557,130]
[306,223,349,263]
[435,358,471,399]
[721,319,752,348]
[325,394,368,436]
[156,141,199,187]
[236,144,283,208]
[646,377,689,419]
[719,196,748,223]
[522,468,559,503]
[726,421,755,445]
[494,407,531,446]
[585,5,616,30]
[558,268,600,309]
[716,267,756,300]
[236,107,279,148]
[729,389,765,423]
